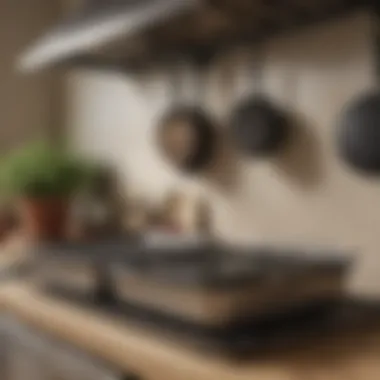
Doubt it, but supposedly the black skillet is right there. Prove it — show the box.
[231,95,288,156]
[337,10,380,175]
[157,58,217,173]
[337,91,380,174]
[230,53,289,156]
[157,105,217,173]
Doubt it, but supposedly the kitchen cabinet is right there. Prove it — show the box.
[0,316,8,380]
[0,315,137,380]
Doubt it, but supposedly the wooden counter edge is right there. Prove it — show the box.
[0,283,292,380]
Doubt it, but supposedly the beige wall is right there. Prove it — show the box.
[66,11,380,295]
[0,0,62,151]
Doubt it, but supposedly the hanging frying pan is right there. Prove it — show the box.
[157,55,217,173]
[230,52,289,156]
[337,91,380,174]
[337,10,380,175]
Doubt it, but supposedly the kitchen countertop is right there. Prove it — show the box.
[2,243,380,380]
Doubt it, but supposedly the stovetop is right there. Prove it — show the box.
[33,238,351,288]
[26,238,357,357]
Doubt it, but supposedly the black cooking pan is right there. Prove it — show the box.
[157,106,217,173]
[337,7,380,175]
[337,90,380,175]
[230,95,289,156]
[229,51,289,156]
[157,59,217,173]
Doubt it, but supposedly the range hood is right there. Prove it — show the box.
[18,0,198,73]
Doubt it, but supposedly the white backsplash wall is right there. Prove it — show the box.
[66,11,380,295]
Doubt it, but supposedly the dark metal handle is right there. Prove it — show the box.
[93,261,116,304]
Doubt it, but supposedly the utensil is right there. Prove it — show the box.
[337,9,380,175]
[156,57,217,173]
[230,50,289,156]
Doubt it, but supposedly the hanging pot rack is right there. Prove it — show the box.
[19,0,366,74]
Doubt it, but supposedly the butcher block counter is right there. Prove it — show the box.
[1,246,380,380]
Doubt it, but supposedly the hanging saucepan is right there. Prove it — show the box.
[231,95,288,156]
[337,12,380,175]
[157,106,217,173]
[230,53,289,156]
[157,59,217,173]
[337,90,380,175]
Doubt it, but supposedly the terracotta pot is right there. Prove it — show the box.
[0,205,17,243]
[19,198,69,242]
[0,219,11,242]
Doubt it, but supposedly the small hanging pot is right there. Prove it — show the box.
[337,11,380,175]
[157,106,217,173]
[157,58,217,173]
[231,95,288,155]
[230,52,289,156]
[337,90,380,175]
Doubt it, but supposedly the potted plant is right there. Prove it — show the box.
[0,142,91,242]
[0,201,16,242]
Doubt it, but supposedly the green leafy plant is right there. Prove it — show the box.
[0,142,93,199]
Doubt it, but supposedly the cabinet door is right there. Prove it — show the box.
[0,315,135,380]
[9,326,121,380]
[3,317,51,380]
[0,316,9,380]
[44,340,123,380]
